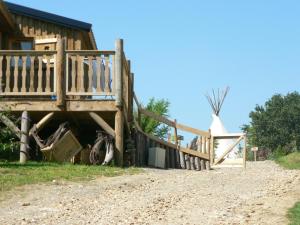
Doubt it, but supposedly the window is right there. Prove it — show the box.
[12,40,33,50]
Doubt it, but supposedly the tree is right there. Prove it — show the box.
[0,111,20,160]
[243,92,300,155]
[139,98,170,139]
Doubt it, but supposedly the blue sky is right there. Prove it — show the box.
[9,0,300,134]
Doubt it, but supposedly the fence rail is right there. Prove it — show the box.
[0,50,57,96]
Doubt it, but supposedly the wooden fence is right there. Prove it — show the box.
[133,93,212,170]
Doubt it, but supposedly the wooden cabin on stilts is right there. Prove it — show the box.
[0,1,239,170]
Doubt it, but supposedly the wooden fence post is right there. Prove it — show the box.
[243,134,247,169]
[56,36,65,107]
[20,111,30,164]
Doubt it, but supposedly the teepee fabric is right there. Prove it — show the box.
[206,87,238,159]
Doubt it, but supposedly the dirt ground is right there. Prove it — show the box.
[0,161,299,225]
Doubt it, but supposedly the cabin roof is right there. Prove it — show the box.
[4,1,92,31]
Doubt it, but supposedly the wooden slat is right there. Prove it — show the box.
[13,56,18,92]
[112,55,115,94]
[71,56,76,92]
[96,56,102,92]
[29,56,35,92]
[88,56,93,92]
[79,56,85,92]
[5,56,11,92]
[45,55,51,93]
[21,56,26,92]
[104,55,110,93]
[37,56,43,92]
[214,135,244,165]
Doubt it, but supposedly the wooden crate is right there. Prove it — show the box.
[41,130,83,163]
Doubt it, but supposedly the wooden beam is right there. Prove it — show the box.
[0,113,20,139]
[89,112,115,138]
[0,100,117,112]
[214,135,244,165]
[179,146,210,160]
[29,112,54,136]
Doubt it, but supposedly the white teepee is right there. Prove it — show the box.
[206,87,236,159]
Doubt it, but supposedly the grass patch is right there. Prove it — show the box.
[287,202,300,225]
[275,152,300,170]
[0,161,141,194]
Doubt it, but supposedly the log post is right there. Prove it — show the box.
[56,36,65,107]
[20,111,30,164]
[115,108,124,166]
[115,39,123,107]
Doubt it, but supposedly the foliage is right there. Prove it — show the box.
[276,152,300,170]
[243,92,300,155]
[287,201,300,225]
[139,98,170,139]
[0,111,20,161]
[0,161,141,196]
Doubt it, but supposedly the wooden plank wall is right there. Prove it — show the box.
[10,14,88,50]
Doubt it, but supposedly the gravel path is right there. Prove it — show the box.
[0,161,299,225]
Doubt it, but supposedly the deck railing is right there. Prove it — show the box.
[65,50,115,97]
[0,50,57,96]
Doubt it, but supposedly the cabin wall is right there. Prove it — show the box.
[5,14,92,50]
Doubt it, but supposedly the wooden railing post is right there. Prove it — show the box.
[115,39,124,166]
[56,37,65,107]
[115,39,123,107]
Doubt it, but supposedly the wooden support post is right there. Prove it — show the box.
[195,157,200,171]
[20,111,30,164]
[115,108,124,166]
[243,134,247,169]
[0,114,21,139]
[89,112,115,138]
[115,39,123,107]
[56,37,65,107]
